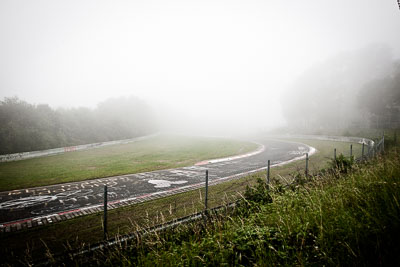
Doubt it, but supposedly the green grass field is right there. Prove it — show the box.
[0,138,366,264]
[0,135,258,191]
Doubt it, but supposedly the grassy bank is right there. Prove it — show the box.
[96,140,400,266]
[0,138,364,265]
[271,138,363,177]
[0,135,257,191]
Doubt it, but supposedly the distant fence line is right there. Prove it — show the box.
[275,134,386,161]
[0,134,159,163]
[268,134,375,146]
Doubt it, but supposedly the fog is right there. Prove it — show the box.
[1,0,400,136]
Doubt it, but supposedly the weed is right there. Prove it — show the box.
[244,178,273,205]
[330,153,354,174]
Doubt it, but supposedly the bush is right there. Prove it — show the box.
[330,153,354,174]
[244,178,273,204]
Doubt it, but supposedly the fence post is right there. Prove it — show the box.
[382,133,385,152]
[334,148,337,161]
[371,143,375,157]
[368,144,371,158]
[350,144,353,159]
[267,160,270,184]
[104,185,108,240]
[205,170,209,212]
[362,143,365,159]
[305,153,309,177]
[395,131,397,145]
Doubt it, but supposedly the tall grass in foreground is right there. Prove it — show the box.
[78,146,400,266]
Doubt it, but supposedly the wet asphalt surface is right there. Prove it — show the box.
[0,138,311,224]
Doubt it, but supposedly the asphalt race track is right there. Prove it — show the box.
[0,138,314,229]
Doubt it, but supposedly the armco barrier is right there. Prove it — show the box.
[272,134,384,161]
[269,134,375,147]
[0,134,159,163]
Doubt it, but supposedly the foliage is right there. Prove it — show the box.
[330,153,354,174]
[358,60,400,128]
[0,96,156,154]
[282,44,394,130]
[244,177,273,204]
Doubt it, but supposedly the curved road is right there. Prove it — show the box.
[0,138,314,231]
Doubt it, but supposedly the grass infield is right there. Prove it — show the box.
[0,134,257,191]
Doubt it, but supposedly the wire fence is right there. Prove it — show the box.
[27,134,390,265]
[99,134,387,240]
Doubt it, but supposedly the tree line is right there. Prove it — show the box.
[282,44,400,131]
[0,96,156,154]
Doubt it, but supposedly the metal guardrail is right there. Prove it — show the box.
[36,201,240,266]
[0,134,159,162]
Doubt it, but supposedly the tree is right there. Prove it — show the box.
[282,44,394,131]
[358,61,400,128]
[0,95,157,154]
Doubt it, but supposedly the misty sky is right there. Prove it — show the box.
[1,0,400,132]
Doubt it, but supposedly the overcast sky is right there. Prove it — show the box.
[1,0,399,132]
